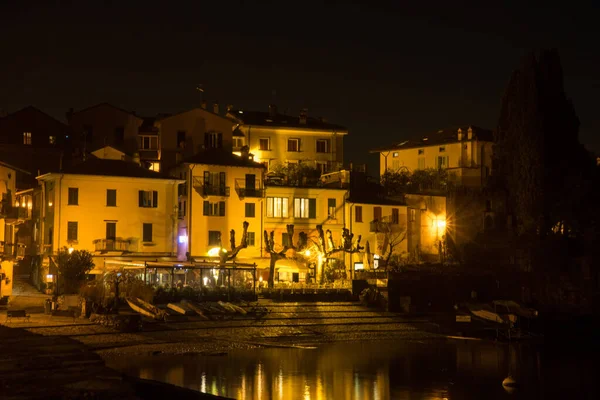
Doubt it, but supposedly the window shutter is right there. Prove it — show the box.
[152,191,158,208]
[138,190,144,207]
[308,198,316,219]
[204,132,210,148]
[217,132,223,148]
[219,201,226,216]
[203,201,210,216]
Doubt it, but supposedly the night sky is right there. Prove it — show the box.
[2,1,599,173]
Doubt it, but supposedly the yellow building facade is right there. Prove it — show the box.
[36,156,183,273]
[174,150,266,261]
[226,107,347,174]
[374,126,494,188]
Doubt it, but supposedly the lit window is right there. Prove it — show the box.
[316,139,329,153]
[139,136,158,150]
[138,190,158,208]
[266,197,288,218]
[148,162,160,172]
[233,137,244,149]
[259,138,270,151]
[49,135,56,144]
[287,138,300,152]
[23,132,32,145]
[328,198,336,219]
[294,198,315,219]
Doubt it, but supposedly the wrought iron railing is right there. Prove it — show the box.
[93,238,130,252]
[234,179,265,198]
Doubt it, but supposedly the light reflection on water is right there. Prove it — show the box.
[106,340,598,400]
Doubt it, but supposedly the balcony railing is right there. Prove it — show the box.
[192,178,230,197]
[1,205,30,221]
[1,242,26,259]
[93,238,130,252]
[235,179,265,198]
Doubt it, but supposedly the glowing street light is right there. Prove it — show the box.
[304,249,311,257]
[68,247,74,254]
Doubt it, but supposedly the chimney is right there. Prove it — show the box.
[268,104,277,117]
[133,152,141,166]
[201,101,207,110]
[213,101,219,114]
[457,128,463,141]
[467,126,473,140]
[299,108,308,125]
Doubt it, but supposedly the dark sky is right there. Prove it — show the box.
[2,1,599,173]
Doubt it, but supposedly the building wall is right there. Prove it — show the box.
[68,104,143,155]
[237,126,346,171]
[0,107,68,148]
[185,163,265,260]
[0,164,17,243]
[157,109,234,172]
[405,194,447,261]
[345,202,409,269]
[41,174,180,256]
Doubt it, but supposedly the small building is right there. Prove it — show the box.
[371,126,494,188]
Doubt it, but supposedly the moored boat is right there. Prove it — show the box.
[126,297,167,321]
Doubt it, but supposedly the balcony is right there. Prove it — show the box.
[93,238,130,252]
[192,178,230,197]
[235,179,265,198]
[1,242,26,260]
[1,205,31,223]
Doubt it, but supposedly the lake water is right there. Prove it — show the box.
[106,339,599,399]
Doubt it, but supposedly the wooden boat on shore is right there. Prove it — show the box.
[493,300,538,319]
[465,303,515,327]
[167,303,195,315]
[186,302,210,320]
[126,298,167,321]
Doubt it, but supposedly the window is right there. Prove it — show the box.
[138,190,158,208]
[106,222,116,240]
[316,139,329,153]
[247,232,256,246]
[355,206,363,222]
[266,197,288,218]
[178,200,186,218]
[418,149,424,155]
[392,208,399,224]
[203,201,225,216]
[139,136,158,150]
[281,232,291,247]
[287,138,300,152]
[439,146,446,152]
[392,160,400,170]
[106,189,116,207]
[373,206,382,221]
[148,162,160,172]
[233,137,244,149]
[49,135,56,145]
[328,198,336,219]
[418,157,426,170]
[259,138,270,151]
[393,152,399,157]
[208,231,221,246]
[177,131,186,148]
[68,188,79,205]
[437,156,448,169]
[204,131,223,149]
[294,198,316,219]
[245,203,256,218]
[115,127,125,144]
[67,221,78,241]
[409,208,416,222]
[143,223,153,242]
[23,132,32,145]
[316,162,328,175]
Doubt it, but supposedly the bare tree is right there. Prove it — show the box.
[380,223,407,269]
[264,224,300,288]
[218,221,250,264]
[313,225,364,283]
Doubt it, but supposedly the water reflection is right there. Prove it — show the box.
[106,340,598,399]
